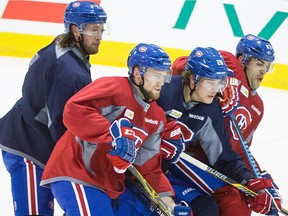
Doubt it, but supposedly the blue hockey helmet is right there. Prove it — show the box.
[236,34,275,63]
[127,43,172,83]
[64,1,107,33]
[186,47,230,83]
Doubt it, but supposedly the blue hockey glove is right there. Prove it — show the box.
[107,118,137,173]
[161,120,184,163]
[174,201,193,216]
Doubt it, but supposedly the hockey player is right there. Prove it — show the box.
[0,1,107,215]
[170,35,282,215]
[40,43,192,216]
[158,46,282,216]
[214,34,282,215]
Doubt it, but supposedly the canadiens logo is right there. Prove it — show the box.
[247,35,255,40]
[195,50,203,57]
[72,2,80,7]
[49,201,54,209]
[139,46,147,52]
[230,106,252,140]
[124,128,135,136]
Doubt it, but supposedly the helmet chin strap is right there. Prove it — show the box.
[243,65,255,91]
[74,34,89,56]
[187,75,196,101]
[139,84,152,104]
[188,84,196,101]
[130,75,152,103]
[240,55,255,90]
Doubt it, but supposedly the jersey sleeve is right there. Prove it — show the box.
[62,77,121,144]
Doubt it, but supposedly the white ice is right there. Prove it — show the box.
[0,56,287,215]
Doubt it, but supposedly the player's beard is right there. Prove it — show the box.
[145,89,160,100]
[85,43,99,55]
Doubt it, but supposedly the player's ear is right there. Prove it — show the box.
[190,74,195,83]
[238,56,245,68]
[132,67,143,85]
[189,74,195,88]
[71,25,81,40]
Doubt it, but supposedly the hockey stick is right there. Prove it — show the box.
[125,173,169,216]
[229,114,286,215]
[179,152,256,196]
[229,114,261,177]
[127,165,172,216]
[179,152,288,215]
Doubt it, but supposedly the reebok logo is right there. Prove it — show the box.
[251,105,261,116]
[188,113,205,121]
[145,117,158,125]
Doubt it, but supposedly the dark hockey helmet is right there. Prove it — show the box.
[236,34,275,66]
[186,47,230,83]
[236,34,275,62]
[236,34,275,73]
[64,1,107,33]
[127,43,172,83]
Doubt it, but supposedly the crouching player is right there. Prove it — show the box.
[170,37,282,216]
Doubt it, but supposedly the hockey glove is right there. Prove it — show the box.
[174,201,193,216]
[107,118,137,173]
[219,76,240,116]
[161,120,184,164]
[246,178,282,215]
[261,171,283,215]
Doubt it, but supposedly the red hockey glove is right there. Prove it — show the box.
[246,178,282,215]
[261,171,283,215]
[161,120,184,163]
[219,76,239,116]
[107,118,137,173]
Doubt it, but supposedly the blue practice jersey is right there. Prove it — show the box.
[0,40,92,168]
[157,76,255,184]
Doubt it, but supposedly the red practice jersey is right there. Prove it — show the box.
[219,50,264,171]
[41,77,173,199]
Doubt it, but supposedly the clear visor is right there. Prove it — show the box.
[80,21,111,37]
[255,58,275,73]
[145,68,172,83]
[246,57,275,74]
[201,77,227,92]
